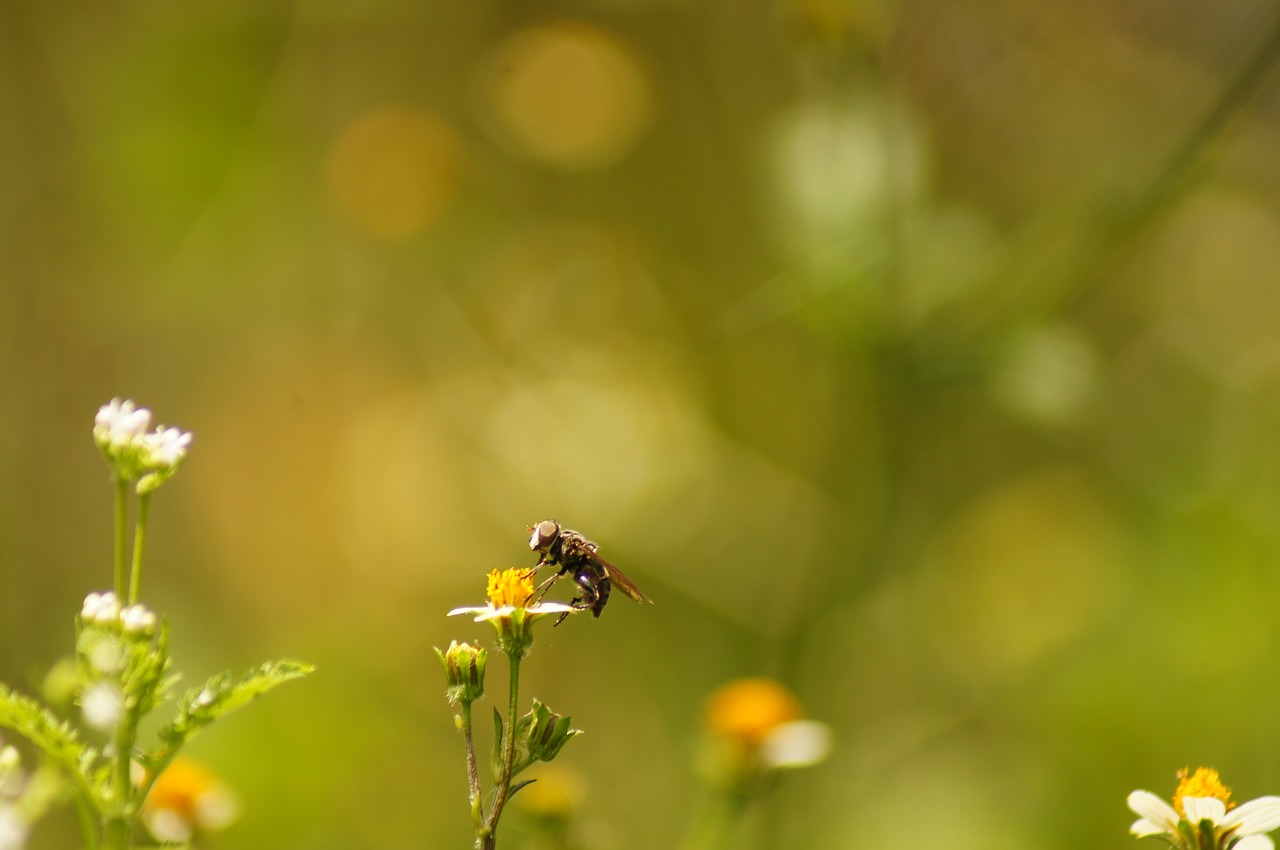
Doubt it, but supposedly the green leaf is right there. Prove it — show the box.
[508,778,537,800]
[0,685,100,804]
[157,659,313,749]
[491,707,505,783]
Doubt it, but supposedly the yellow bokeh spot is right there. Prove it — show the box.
[486,567,535,609]
[144,757,237,833]
[325,106,463,240]
[703,678,802,745]
[476,22,652,170]
[515,765,585,819]
[1174,766,1235,816]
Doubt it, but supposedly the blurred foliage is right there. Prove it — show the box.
[4,0,1280,848]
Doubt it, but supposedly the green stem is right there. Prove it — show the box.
[479,652,522,850]
[73,790,100,850]
[113,479,128,600]
[677,786,750,850]
[127,493,151,605]
[104,714,138,850]
[460,702,483,828]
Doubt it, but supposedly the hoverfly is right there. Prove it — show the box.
[528,519,651,625]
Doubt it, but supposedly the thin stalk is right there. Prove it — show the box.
[113,479,128,601]
[104,714,138,850]
[460,702,483,828]
[479,652,522,850]
[127,493,151,605]
[677,787,750,850]
[73,790,100,850]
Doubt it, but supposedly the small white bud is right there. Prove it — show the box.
[81,592,121,624]
[85,636,125,675]
[0,806,27,850]
[120,604,157,634]
[141,426,192,471]
[81,682,124,733]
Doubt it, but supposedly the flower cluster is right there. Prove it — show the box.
[81,592,157,634]
[1129,767,1280,850]
[93,399,192,493]
[76,592,168,734]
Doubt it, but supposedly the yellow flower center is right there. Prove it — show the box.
[1173,767,1235,816]
[703,678,802,745]
[487,568,536,608]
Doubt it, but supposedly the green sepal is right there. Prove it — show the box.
[511,699,581,776]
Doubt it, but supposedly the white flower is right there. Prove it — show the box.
[81,592,121,624]
[0,805,26,850]
[760,719,833,769]
[120,604,157,634]
[1129,768,1280,850]
[0,747,19,793]
[142,758,239,843]
[447,601,576,622]
[141,426,192,471]
[81,682,124,733]
[94,399,152,451]
[85,636,125,675]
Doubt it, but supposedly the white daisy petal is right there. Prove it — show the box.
[1129,817,1169,838]
[1224,797,1280,834]
[1233,836,1276,850]
[1128,790,1181,832]
[1183,795,1227,824]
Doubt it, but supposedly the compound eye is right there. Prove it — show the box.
[529,519,559,550]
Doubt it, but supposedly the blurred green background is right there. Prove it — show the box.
[4,0,1280,847]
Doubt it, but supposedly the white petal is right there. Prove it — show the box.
[1184,795,1227,824]
[1130,818,1170,838]
[1128,791,1181,832]
[762,720,833,768]
[1233,836,1276,850]
[527,603,575,614]
[447,606,491,617]
[1224,797,1280,834]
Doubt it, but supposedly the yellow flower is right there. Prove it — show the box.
[1129,767,1280,850]
[449,567,576,657]
[701,678,831,782]
[143,758,239,845]
[486,568,536,608]
[704,678,802,745]
[1174,767,1234,817]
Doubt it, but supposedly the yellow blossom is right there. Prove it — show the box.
[487,568,536,608]
[1175,767,1235,817]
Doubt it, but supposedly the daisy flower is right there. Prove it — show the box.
[449,568,575,658]
[1129,767,1280,850]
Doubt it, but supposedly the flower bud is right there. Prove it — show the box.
[120,604,157,634]
[517,699,581,766]
[81,591,122,625]
[436,641,487,706]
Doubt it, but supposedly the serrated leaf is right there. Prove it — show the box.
[157,659,313,748]
[0,684,100,803]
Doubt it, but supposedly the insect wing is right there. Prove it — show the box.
[590,553,651,604]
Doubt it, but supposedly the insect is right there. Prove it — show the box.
[528,519,651,625]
